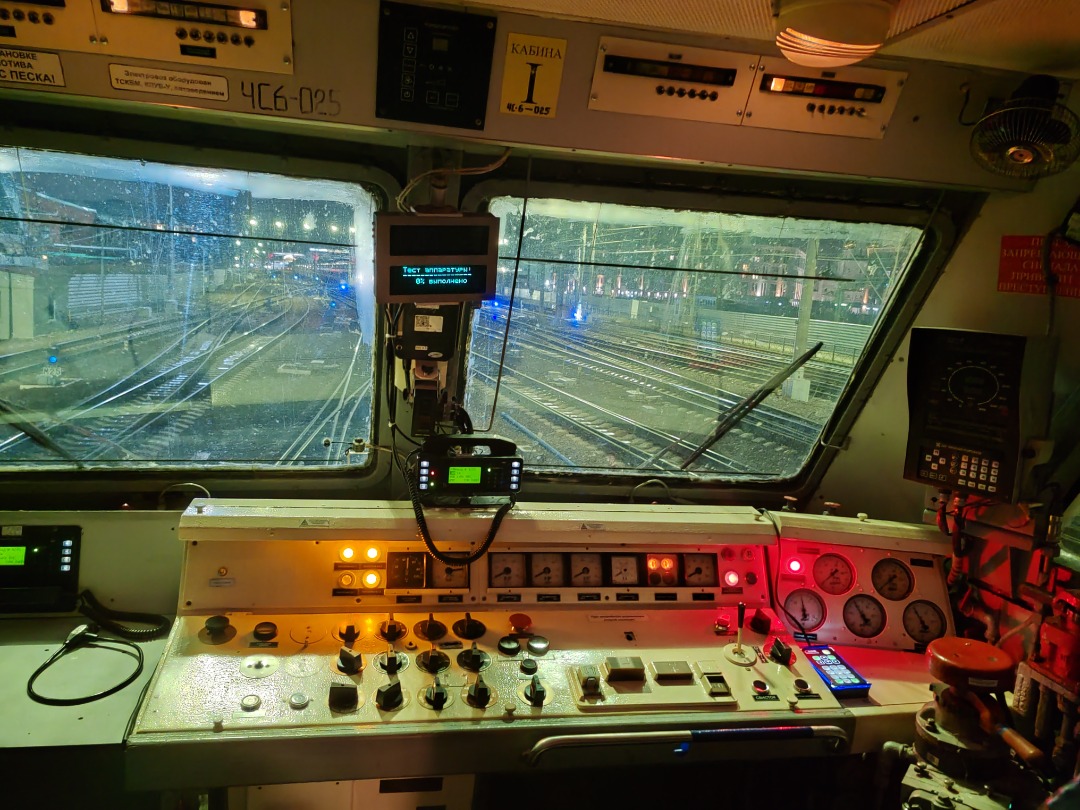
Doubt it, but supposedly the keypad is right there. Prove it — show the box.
[917,443,1000,494]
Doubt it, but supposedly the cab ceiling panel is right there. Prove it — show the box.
[453,0,1080,79]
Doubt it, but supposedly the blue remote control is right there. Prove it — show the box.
[803,645,872,698]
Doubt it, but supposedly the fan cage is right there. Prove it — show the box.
[970,99,1080,179]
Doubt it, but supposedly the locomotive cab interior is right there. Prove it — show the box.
[1,2,1079,809]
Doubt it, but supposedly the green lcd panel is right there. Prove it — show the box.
[447,466,482,485]
[0,546,26,566]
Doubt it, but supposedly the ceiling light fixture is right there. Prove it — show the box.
[776,0,898,68]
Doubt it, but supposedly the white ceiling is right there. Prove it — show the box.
[453,0,1080,80]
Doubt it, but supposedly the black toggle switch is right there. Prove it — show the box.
[328,683,358,712]
[414,613,447,642]
[379,613,408,642]
[338,622,361,645]
[525,674,546,706]
[769,637,793,665]
[338,646,363,675]
[458,642,489,672]
[453,612,486,640]
[376,678,404,711]
[467,674,491,707]
[417,645,450,674]
[426,676,449,710]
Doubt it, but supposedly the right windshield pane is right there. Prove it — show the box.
[465,197,924,479]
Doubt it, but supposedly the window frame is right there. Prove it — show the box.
[461,174,975,506]
[0,117,402,509]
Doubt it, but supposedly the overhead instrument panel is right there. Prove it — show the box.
[91,0,295,74]
[588,36,757,126]
[741,57,906,140]
[375,0,497,130]
[0,1,95,55]
[769,512,954,650]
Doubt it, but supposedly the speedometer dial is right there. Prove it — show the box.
[813,553,854,595]
[844,594,886,638]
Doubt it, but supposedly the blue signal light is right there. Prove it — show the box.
[329,301,337,308]
[48,355,58,364]
[339,283,348,290]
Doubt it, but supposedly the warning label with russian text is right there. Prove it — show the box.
[998,234,1080,297]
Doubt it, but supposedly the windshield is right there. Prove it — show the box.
[0,147,376,469]
[465,197,923,479]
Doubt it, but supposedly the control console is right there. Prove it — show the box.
[126,502,899,791]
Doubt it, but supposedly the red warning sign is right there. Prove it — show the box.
[998,234,1080,297]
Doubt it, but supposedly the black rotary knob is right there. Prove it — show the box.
[417,645,451,674]
[376,678,404,711]
[205,615,230,636]
[253,621,277,641]
[453,613,486,640]
[378,613,408,642]
[414,613,447,642]
[520,658,538,676]
[201,615,235,644]
[497,636,521,656]
[466,674,492,708]
[328,683,358,712]
[426,676,449,711]
[524,674,547,706]
[457,642,490,672]
[338,646,364,675]
[382,646,404,675]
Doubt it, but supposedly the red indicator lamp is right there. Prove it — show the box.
[787,558,803,574]
[724,570,740,587]
[660,557,675,571]
[647,557,660,571]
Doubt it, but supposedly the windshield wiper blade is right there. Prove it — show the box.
[671,341,824,471]
[0,396,84,468]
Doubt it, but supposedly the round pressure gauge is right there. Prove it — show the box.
[489,553,526,588]
[872,558,914,601]
[813,553,855,595]
[569,553,603,587]
[843,594,886,638]
[782,588,826,633]
[903,600,947,645]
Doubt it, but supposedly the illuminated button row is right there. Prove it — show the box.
[419,460,430,491]
[510,460,522,491]
[60,538,74,572]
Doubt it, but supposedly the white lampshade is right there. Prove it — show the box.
[776,0,898,68]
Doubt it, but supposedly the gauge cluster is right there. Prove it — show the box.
[771,517,954,650]
[488,551,734,590]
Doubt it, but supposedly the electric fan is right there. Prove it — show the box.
[971,75,1080,179]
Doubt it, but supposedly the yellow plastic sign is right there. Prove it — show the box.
[500,33,566,119]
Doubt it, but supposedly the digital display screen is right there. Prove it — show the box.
[447,466,482,485]
[761,74,886,103]
[102,0,268,30]
[388,224,492,256]
[0,546,26,566]
[604,55,737,87]
[389,265,488,296]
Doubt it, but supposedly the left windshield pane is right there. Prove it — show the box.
[0,147,376,469]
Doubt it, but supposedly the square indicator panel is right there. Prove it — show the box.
[376,1,497,130]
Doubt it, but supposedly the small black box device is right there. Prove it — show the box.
[0,525,81,613]
[416,436,521,504]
